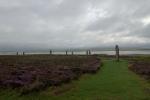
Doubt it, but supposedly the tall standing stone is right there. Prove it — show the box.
[115,45,119,61]
[86,50,88,55]
[23,52,25,55]
[72,51,74,55]
[16,52,18,55]
[50,50,52,55]
[89,50,91,55]
[66,51,68,55]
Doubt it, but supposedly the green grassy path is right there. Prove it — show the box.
[0,60,150,100]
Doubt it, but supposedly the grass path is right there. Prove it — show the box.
[0,60,150,100]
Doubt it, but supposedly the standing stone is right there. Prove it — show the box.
[86,50,89,55]
[16,52,18,55]
[23,52,25,55]
[72,51,74,55]
[115,45,119,61]
[50,50,52,55]
[89,50,91,55]
[66,51,68,55]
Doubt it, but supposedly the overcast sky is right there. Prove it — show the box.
[0,0,150,51]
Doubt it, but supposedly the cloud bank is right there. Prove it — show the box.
[0,0,150,50]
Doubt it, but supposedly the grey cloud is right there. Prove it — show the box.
[0,0,150,51]
[131,24,150,37]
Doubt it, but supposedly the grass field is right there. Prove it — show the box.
[0,59,150,100]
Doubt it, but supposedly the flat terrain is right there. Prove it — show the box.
[0,59,150,100]
[129,56,150,80]
[0,55,100,94]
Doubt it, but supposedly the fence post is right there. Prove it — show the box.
[115,45,119,61]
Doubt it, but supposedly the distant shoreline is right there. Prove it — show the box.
[0,50,150,56]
